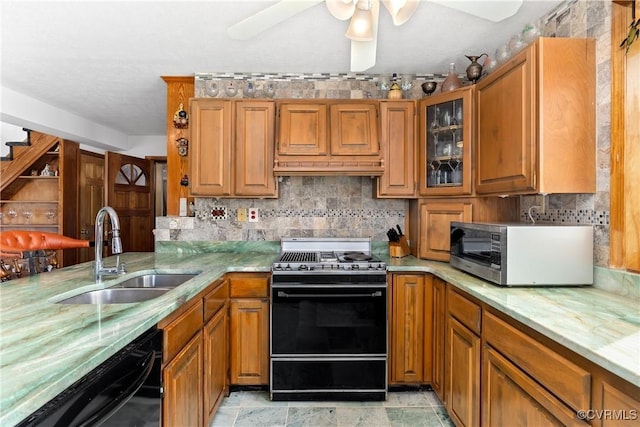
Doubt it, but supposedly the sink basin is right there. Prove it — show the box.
[57,288,170,304]
[109,273,198,289]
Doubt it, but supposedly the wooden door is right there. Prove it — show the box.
[162,333,203,427]
[230,298,269,385]
[105,152,153,252]
[234,101,277,197]
[431,277,446,400]
[390,274,425,384]
[204,305,228,425]
[277,103,328,155]
[78,151,104,263]
[418,201,472,261]
[482,346,587,427]
[446,316,480,427]
[189,99,232,196]
[376,101,416,198]
[329,103,379,155]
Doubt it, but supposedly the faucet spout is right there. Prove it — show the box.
[94,206,125,280]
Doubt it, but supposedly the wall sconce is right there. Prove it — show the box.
[173,103,188,129]
[176,137,189,157]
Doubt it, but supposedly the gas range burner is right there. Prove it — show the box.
[273,237,386,274]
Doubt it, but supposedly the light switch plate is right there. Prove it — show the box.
[237,208,247,222]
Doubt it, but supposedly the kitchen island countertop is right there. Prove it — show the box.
[1,250,638,426]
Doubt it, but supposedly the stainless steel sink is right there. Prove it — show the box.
[109,273,198,289]
[57,288,170,304]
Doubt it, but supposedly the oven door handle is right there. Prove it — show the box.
[277,291,383,298]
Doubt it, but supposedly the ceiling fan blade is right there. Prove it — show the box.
[429,0,523,22]
[227,0,324,40]
[350,0,379,72]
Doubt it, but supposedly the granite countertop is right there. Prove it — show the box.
[1,250,638,426]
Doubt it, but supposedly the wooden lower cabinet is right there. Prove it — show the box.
[431,276,446,400]
[482,345,588,426]
[446,316,481,427]
[230,299,269,385]
[228,272,270,386]
[204,303,228,425]
[389,273,428,384]
[163,332,204,427]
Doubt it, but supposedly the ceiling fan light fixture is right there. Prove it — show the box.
[345,7,374,41]
[382,0,419,25]
[326,0,357,20]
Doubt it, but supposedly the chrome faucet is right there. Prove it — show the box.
[94,206,125,280]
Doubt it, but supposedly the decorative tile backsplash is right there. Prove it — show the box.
[158,0,614,267]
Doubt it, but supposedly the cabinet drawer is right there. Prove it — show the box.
[447,287,481,335]
[204,279,228,322]
[162,299,204,362]
[229,273,269,298]
[483,311,591,412]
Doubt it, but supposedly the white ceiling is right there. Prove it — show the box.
[1,0,564,146]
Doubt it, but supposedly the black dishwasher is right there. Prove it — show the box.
[17,327,162,427]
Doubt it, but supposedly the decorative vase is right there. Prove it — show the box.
[441,63,462,93]
[465,54,487,83]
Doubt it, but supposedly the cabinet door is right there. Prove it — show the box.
[204,305,228,425]
[189,99,232,196]
[419,201,472,261]
[431,277,446,400]
[234,101,277,197]
[163,332,203,427]
[445,316,480,427]
[483,346,588,427]
[230,298,269,385]
[390,274,425,384]
[329,103,379,155]
[419,87,473,196]
[475,47,535,195]
[278,103,328,155]
[376,101,417,198]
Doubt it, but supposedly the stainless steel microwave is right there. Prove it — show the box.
[449,222,594,287]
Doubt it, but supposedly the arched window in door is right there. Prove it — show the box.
[115,163,147,186]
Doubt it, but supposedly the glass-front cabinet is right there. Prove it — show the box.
[419,87,473,196]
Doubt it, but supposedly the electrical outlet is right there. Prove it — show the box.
[237,208,247,222]
[248,208,259,222]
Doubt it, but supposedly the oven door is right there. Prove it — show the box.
[270,277,387,356]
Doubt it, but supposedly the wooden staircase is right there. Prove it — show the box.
[1,130,62,193]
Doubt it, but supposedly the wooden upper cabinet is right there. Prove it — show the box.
[419,87,473,197]
[475,37,596,195]
[329,103,379,155]
[190,99,277,198]
[234,101,277,197]
[274,100,383,176]
[376,100,417,198]
[278,103,328,155]
[190,99,232,196]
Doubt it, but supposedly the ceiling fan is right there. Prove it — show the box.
[227,0,525,72]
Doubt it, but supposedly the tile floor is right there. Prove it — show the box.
[210,390,454,427]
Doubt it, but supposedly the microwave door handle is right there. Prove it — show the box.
[277,291,383,298]
[56,349,156,427]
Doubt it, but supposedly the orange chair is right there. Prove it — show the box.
[0,230,90,259]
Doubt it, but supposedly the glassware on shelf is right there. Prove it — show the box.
[22,209,33,224]
[263,82,276,98]
[7,208,17,224]
[0,212,3,224]
[46,210,57,224]
[243,81,255,98]
[206,80,219,97]
[378,74,391,91]
[522,20,541,45]
[451,163,463,184]
[496,44,511,65]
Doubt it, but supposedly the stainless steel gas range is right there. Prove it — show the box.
[270,237,387,401]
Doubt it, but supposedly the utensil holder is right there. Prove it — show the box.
[389,236,410,258]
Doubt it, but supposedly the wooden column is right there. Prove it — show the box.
[162,76,194,216]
